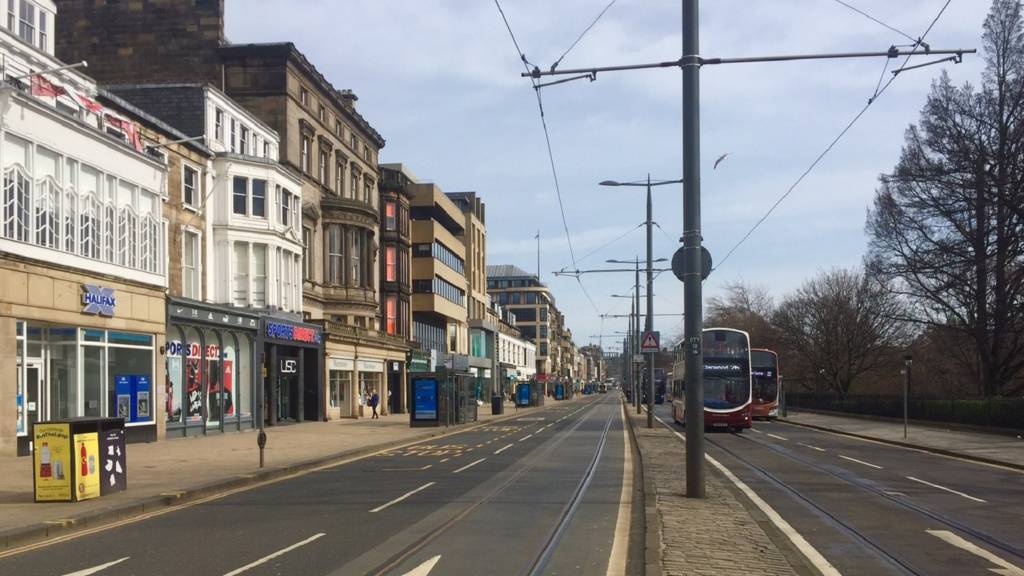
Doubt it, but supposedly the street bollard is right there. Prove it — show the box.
[257,429,267,468]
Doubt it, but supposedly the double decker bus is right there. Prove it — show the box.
[751,349,781,419]
[671,328,753,431]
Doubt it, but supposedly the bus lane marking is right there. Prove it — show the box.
[62,557,130,576]
[222,533,325,576]
[927,530,1023,575]
[766,433,789,441]
[798,442,826,452]
[452,458,486,474]
[370,483,436,513]
[907,476,987,503]
[838,455,882,469]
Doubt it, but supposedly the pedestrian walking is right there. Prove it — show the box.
[370,391,380,419]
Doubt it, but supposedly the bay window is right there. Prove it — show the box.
[326,225,343,285]
[252,244,267,307]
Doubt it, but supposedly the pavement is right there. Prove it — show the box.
[0,394,636,575]
[651,403,1024,575]
[782,409,1024,469]
[626,403,801,576]
[0,399,553,551]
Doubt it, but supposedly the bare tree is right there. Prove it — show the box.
[705,281,778,349]
[866,0,1024,397]
[772,269,908,398]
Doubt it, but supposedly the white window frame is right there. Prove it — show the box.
[180,227,201,299]
[181,162,199,210]
[214,108,224,143]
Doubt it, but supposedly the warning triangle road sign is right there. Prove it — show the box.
[641,331,660,352]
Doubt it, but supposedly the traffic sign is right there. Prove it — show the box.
[641,331,660,353]
[633,354,645,364]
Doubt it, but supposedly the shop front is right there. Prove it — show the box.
[164,298,259,437]
[262,318,323,426]
[4,266,166,457]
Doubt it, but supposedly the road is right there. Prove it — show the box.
[0,395,636,576]
[653,403,1024,576]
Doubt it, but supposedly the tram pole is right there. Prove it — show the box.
[646,175,656,429]
[682,0,705,498]
[635,257,642,416]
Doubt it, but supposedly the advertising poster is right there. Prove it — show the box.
[100,428,126,495]
[33,423,71,502]
[166,356,182,423]
[186,358,203,420]
[413,378,438,420]
[135,375,151,421]
[73,432,100,501]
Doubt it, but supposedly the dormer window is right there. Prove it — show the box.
[18,0,35,46]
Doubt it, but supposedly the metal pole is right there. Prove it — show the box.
[646,175,655,429]
[903,368,908,439]
[635,257,642,415]
[682,0,705,498]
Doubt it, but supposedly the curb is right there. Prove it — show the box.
[622,399,663,576]
[780,418,1024,472]
[0,401,571,554]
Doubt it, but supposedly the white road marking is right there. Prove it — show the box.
[401,555,442,576]
[750,428,764,434]
[439,458,450,463]
[520,434,533,441]
[452,458,486,474]
[654,415,842,576]
[222,533,325,576]
[766,433,789,441]
[907,476,987,503]
[927,530,1024,575]
[382,464,433,471]
[370,482,436,513]
[839,455,883,469]
[798,442,826,452]
[606,405,632,576]
[62,557,130,576]
[494,443,514,454]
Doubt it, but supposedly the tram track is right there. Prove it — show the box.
[706,429,1024,576]
[365,397,618,576]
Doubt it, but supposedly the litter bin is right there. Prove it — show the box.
[491,394,504,415]
[32,417,126,502]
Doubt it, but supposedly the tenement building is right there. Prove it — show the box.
[378,165,414,413]
[486,265,562,391]
[1,1,168,455]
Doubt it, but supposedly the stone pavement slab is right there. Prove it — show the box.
[783,410,1024,469]
[0,398,562,550]
[626,407,799,576]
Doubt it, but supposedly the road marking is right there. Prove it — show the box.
[62,557,130,576]
[766,433,788,441]
[654,415,842,576]
[520,434,533,441]
[607,405,632,576]
[401,555,442,576]
[494,443,514,454]
[439,458,450,463]
[452,458,486,474]
[750,428,764,434]
[907,476,987,503]
[222,533,325,576]
[927,530,1024,575]
[370,482,436,513]
[476,444,484,448]
[798,442,826,452]
[382,464,433,471]
[839,455,883,469]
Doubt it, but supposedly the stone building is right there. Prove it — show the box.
[378,164,414,413]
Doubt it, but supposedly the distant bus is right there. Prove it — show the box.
[671,328,753,431]
[751,349,780,419]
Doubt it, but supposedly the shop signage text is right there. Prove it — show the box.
[265,322,321,344]
[280,359,297,374]
[82,285,116,316]
[166,341,223,360]
[170,304,257,328]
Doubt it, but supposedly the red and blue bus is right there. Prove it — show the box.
[672,328,753,431]
[751,349,781,419]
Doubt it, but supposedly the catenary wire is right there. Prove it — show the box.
[550,0,619,72]
[831,0,918,44]
[560,222,645,273]
[714,0,952,272]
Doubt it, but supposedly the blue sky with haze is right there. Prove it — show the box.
[226,0,989,351]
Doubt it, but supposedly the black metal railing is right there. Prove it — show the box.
[786,392,1024,431]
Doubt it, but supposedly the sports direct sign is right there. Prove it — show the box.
[265,321,321,344]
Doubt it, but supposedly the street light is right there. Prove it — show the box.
[603,176,682,428]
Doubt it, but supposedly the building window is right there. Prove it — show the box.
[182,164,198,208]
[232,176,247,215]
[6,0,13,32]
[351,231,361,287]
[252,244,267,307]
[303,226,312,280]
[386,296,397,335]
[182,230,199,299]
[251,179,266,217]
[318,104,325,122]
[329,369,349,408]
[214,108,224,143]
[240,126,249,155]
[335,159,345,195]
[384,201,396,231]
[363,181,372,204]
[232,242,248,306]
[300,133,311,174]
[230,119,237,153]
[319,148,328,184]
[300,86,309,107]
[36,9,44,50]
[385,245,396,282]
[350,170,359,201]
[263,141,270,159]
[335,119,343,138]
[18,0,35,45]
[326,225,343,285]
[279,187,290,227]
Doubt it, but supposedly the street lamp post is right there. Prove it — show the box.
[602,176,681,428]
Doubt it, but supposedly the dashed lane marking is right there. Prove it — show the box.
[798,442,826,452]
[370,483,436,513]
[452,458,486,474]
[907,476,987,503]
[440,458,450,463]
[222,533,325,576]
[839,455,883,469]
[766,433,788,441]
[494,443,514,455]
[382,464,433,471]
[520,434,533,442]
[62,557,130,576]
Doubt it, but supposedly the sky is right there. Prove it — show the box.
[225,0,990,352]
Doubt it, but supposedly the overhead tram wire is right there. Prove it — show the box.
[713,0,953,272]
[558,222,645,275]
[549,0,619,72]
[831,0,919,45]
